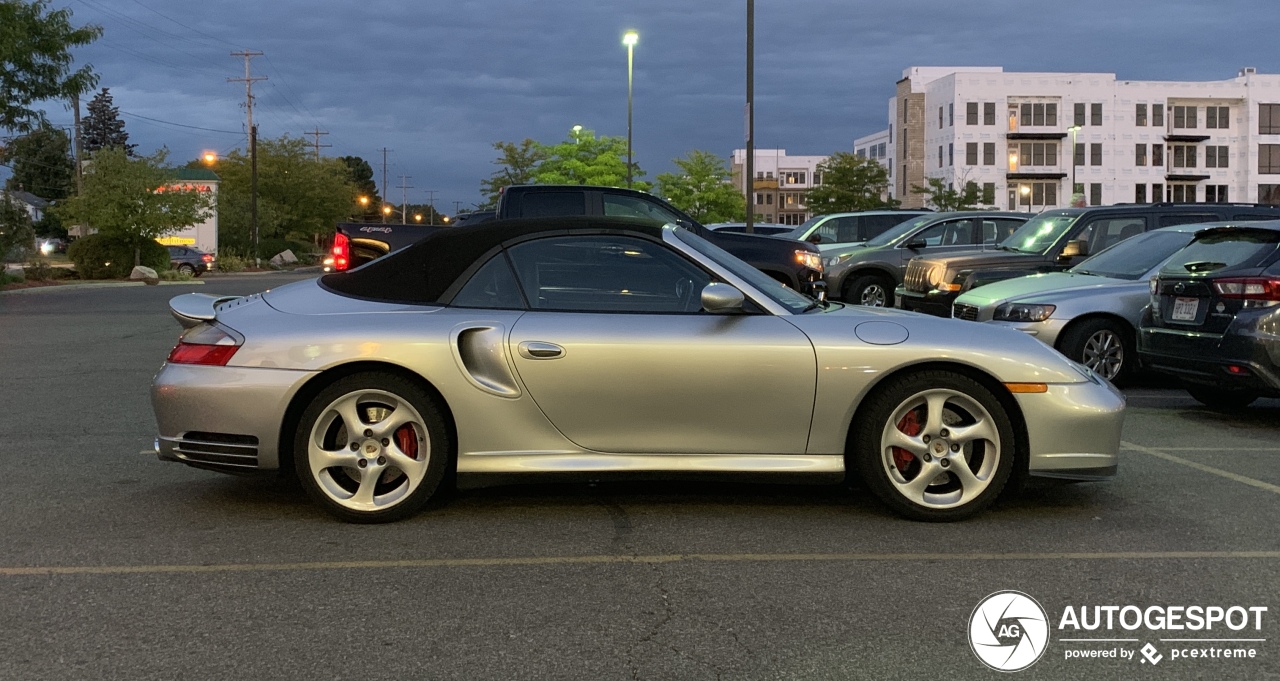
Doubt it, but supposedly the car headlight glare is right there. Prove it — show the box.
[795,250,824,273]
[993,302,1056,322]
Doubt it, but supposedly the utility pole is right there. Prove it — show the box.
[305,128,330,160]
[377,147,392,223]
[744,0,755,235]
[229,50,266,265]
[71,91,83,196]
[453,200,462,216]
[397,175,413,223]
[424,190,438,225]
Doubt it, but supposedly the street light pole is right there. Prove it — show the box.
[623,31,638,188]
[745,0,755,235]
[1068,124,1081,200]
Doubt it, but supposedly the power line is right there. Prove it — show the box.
[305,128,330,160]
[119,111,243,135]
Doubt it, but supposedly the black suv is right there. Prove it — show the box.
[897,203,1280,317]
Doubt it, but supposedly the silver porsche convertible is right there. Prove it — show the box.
[151,216,1124,523]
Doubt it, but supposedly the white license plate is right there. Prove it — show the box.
[1171,297,1199,321]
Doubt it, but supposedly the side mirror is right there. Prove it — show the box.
[904,239,927,250]
[701,283,745,314]
[807,233,824,245]
[1060,238,1089,259]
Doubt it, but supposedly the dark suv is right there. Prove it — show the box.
[897,203,1280,317]
[1138,220,1280,408]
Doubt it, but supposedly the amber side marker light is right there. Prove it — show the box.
[1004,382,1049,394]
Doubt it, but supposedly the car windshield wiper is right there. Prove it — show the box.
[800,300,826,313]
[1073,269,1093,276]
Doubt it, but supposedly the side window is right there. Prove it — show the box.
[815,217,857,243]
[518,192,586,218]
[603,194,683,223]
[451,253,526,309]
[939,219,976,245]
[1082,217,1148,253]
[985,219,1024,243]
[910,221,949,246]
[1233,213,1280,221]
[1158,213,1215,227]
[506,235,712,313]
[863,214,906,240]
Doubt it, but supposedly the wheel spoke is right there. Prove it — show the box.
[947,418,997,446]
[308,442,360,475]
[371,407,417,439]
[884,427,927,456]
[385,447,427,482]
[923,392,949,435]
[331,394,368,433]
[351,467,384,505]
[900,462,943,501]
[949,458,986,501]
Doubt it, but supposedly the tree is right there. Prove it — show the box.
[340,155,381,217]
[0,0,101,132]
[655,150,745,223]
[804,152,896,213]
[0,192,35,259]
[911,177,981,211]
[56,147,213,266]
[215,135,357,253]
[0,123,74,200]
[81,88,135,155]
[478,139,545,208]
[530,128,650,191]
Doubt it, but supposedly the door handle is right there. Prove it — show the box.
[518,341,565,360]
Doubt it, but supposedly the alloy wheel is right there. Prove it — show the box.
[879,388,1001,509]
[1082,329,1123,380]
[860,283,888,307]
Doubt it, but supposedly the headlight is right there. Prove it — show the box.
[795,250,823,273]
[824,253,853,268]
[925,265,946,288]
[993,303,1056,322]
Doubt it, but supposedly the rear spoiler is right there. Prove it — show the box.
[169,293,241,329]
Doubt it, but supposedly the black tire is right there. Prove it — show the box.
[294,372,451,523]
[1057,318,1133,383]
[845,273,895,307]
[177,263,196,276]
[850,370,1016,521]
[1184,383,1259,411]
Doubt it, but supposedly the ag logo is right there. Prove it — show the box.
[969,591,1050,672]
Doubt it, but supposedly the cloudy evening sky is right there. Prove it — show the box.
[11,0,1278,212]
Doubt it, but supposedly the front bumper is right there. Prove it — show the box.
[895,287,956,317]
[152,363,318,473]
[1017,378,1125,480]
[986,318,1070,349]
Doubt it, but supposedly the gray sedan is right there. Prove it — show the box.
[951,224,1205,382]
[823,212,1029,306]
[151,216,1123,523]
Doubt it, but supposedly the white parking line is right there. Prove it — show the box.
[1122,441,1280,495]
[2,550,1278,577]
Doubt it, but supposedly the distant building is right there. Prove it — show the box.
[3,190,49,222]
[858,66,1280,210]
[69,167,220,253]
[730,149,828,225]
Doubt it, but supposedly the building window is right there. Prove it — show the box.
[948,143,954,166]
[1135,184,1147,203]
[949,103,954,127]
[983,142,995,166]
[1169,184,1196,202]
[889,124,893,144]
[966,102,978,125]
[1153,104,1165,127]
[1205,185,1229,203]
[1172,145,1198,168]
[1091,102,1103,126]
[1152,144,1164,167]
[1074,102,1086,127]
[1152,183,1163,202]
[1261,105,1280,135]
[1136,103,1148,127]
[1206,146,1229,169]
[966,142,978,165]
[782,171,806,185]
[1074,142,1085,167]
[983,102,995,125]
[1019,102,1057,126]
[1015,181,1058,209]
[766,171,774,179]
[1135,144,1147,167]
[1173,105,1198,129]
[1090,183,1102,207]
[755,172,764,179]
[1261,144,1280,174]
[856,149,867,158]
[1260,184,1280,205]
[766,193,773,205]
[1206,106,1229,129]
[755,193,765,205]
[813,171,822,185]
[1090,143,1103,166]
[782,192,803,207]
[982,182,995,204]
[1017,142,1058,166]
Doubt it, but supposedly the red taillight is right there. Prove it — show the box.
[201,254,213,262]
[167,342,239,365]
[1212,277,1280,301]
[332,232,350,271]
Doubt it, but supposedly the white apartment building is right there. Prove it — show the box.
[730,149,828,224]
[860,66,1280,211]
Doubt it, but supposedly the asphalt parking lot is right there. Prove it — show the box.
[1,274,1277,680]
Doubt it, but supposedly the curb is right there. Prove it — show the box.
[205,267,322,277]
[0,280,206,295]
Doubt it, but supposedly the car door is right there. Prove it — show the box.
[503,233,817,454]
[893,218,981,268]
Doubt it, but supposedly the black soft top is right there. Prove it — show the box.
[320,215,667,304]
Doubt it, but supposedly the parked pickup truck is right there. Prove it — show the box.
[328,184,824,294]
[896,202,1280,317]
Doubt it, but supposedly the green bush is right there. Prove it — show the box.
[159,268,194,281]
[255,238,310,261]
[1,272,23,286]
[22,260,64,281]
[67,234,169,279]
[217,251,248,272]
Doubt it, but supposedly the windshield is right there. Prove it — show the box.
[1000,212,1078,254]
[672,228,816,313]
[786,216,827,240]
[1159,229,1280,276]
[864,215,935,247]
[1069,230,1196,280]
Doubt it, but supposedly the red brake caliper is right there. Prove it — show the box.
[892,409,922,473]
[395,424,419,460]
